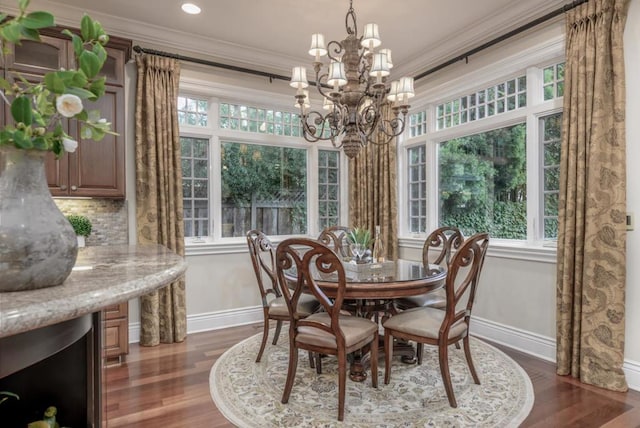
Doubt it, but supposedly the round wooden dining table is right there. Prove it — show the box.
[310,259,447,381]
[313,259,446,299]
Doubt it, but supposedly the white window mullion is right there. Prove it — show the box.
[211,134,222,241]
[307,145,319,236]
[526,66,541,244]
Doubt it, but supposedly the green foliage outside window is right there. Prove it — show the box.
[439,123,527,239]
[221,142,307,237]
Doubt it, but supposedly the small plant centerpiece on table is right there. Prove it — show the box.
[66,214,92,247]
[0,0,113,292]
[347,227,371,263]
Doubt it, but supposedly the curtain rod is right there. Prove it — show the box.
[132,0,587,84]
[132,45,292,83]
[414,0,587,81]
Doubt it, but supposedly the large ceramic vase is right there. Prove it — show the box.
[0,146,78,292]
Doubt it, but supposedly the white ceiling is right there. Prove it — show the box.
[2,0,567,77]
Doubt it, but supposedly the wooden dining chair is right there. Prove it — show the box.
[275,237,379,422]
[246,230,319,363]
[317,225,352,259]
[382,232,489,408]
[395,226,465,311]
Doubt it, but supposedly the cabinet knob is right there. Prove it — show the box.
[60,185,67,190]
[71,185,77,191]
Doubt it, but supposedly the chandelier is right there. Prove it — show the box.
[290,0,415,159]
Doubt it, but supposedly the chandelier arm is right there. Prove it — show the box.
[355,102,381,141]
[313,71,334,100]
[326,40,344,63]
[300,109,344,143]
[368,116,407,145]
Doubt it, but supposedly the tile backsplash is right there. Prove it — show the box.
[56,199,128,246]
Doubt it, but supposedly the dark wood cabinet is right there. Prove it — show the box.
[4,33,130,198]
[103,302,129,365]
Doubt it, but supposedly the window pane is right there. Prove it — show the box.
[181,136,210,238]
[222,142,308,237]
[318,150,340,229]
[178,96,208,127]
[438,123,527,239]
[541,113,562,240]
[408,145,427,233]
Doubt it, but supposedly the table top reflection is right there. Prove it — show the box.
[312,259,446,299]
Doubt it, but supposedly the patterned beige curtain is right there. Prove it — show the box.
[135,55,186,346]
[348,104,398,261]
[556,0,629,391]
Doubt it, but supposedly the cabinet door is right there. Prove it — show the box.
[103,302,128,320]
[104,317,129,360]
[101,47,126,87]
[68,86,125,198]
[7,35,68,74]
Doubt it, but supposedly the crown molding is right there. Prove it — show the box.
[9,0,300,76]
[411,34,564,106]
[393,0,566,78]
[11,0,565,86]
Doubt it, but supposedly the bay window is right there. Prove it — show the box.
[403,60,564,245]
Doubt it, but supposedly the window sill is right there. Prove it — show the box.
[185,240,247,256]
[184,235,307,256]
[398,237,557,264]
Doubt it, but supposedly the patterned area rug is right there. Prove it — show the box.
[210,331,534,427]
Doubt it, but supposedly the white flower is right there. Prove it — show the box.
[62,137,78,153]
[56,94,83,118]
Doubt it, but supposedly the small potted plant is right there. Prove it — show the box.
[347,227,371,263]
[66,215,92,247]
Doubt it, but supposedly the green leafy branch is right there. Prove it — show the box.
[0,0,114,157]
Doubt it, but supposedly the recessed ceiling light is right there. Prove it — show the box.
[181,3,201,14]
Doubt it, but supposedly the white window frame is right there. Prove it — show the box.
[177,80,349,255]
[398,37,564,263]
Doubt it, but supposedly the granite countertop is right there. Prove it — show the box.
[0,244,187,339]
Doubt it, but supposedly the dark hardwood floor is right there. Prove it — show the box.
[104,324,640,427]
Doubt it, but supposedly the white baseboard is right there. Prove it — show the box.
[128,308,640,392]
[470,316,557,362]
[128,306,263,344]
[470,315,640,392]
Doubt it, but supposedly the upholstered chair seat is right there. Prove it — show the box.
[269,294,319,317]
[395,289,446,309]
[297,312,379,349]
[382,306,467,339]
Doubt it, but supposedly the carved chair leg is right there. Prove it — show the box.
[417,343,423,365]
[337,351,347,421]
[438,341,457,408]
[370,331,379,388]
[384,332,394,384]
[256,314,270,363]
[316,353,323,374]
[463,335,480,384]
[272,320,283,345]
[281,342,299,404]
[308,351,315,369]
[454,341,461,350]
